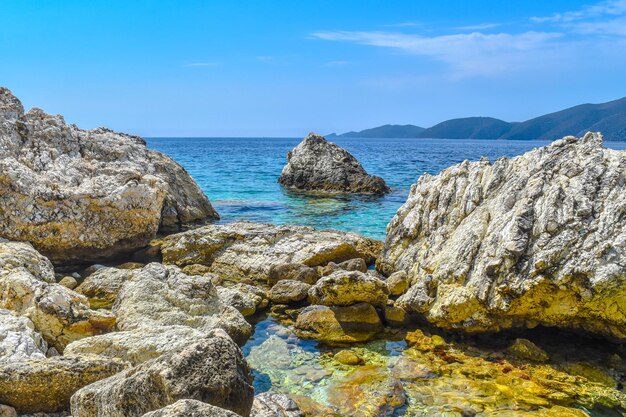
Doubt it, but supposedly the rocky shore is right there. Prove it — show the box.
[1,87,625,416]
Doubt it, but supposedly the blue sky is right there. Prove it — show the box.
[2,0,626,136]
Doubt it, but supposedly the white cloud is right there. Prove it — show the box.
[531,0,626,24]
[456,23,502,31]
[311,30,563,77]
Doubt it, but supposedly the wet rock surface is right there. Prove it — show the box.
[278,133,390,195]
[0,87,218,264]
[381,133,626,339]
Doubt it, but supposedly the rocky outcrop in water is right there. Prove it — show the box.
[70,335,254,417]
[379,133,626,339]
[0,87,218,264]
[160,221,383,282]
[278,133,390,195]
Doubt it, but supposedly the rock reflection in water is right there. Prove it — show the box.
[243,316,626,417]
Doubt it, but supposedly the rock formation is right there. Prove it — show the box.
[160,221,383,282]
[111,263,251,345]
[0,87,218,264]
[379,133,626,339]
[142,400,240,417]
[278,133,390,195]
[294,303,382,344]
[0,240,115,351]
[70,336,254,417]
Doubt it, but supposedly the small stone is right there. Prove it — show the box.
[57,276,78,290]
[308,270,389,307]
[506,338,549,362]
[386,271,409,296]
[269,280,311,304]
[0,405,17,417]
[334,350,363,366]
[268,263,318,285]
[116,262,144,270]
[383,305,409,327]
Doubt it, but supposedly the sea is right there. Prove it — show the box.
[146,137,626,241]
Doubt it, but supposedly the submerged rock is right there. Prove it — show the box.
[0,355,126,413]
[0,87,218,264]
[381,133,626,339]
[295,303,382,344]
[112,263,251,345]
[70,336,254,417]
[160,221,382,282]
[278,133,390,195]
[0,241,115,351]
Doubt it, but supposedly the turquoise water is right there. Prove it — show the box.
[146,137,626,240]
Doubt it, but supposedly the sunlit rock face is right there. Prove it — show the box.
[160,221,383,282]
[0,87,218,264]
[380,133,626,339]
[279,133,390,195]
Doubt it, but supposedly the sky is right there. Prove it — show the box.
[1,0,626,137]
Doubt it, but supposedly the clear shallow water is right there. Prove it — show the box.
[146,137,626,240]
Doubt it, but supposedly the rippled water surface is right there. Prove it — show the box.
[146,137,626,240]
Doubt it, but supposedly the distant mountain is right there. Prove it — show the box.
[329,96,626,141]
[328,124,424,138]
[417,117,515,139]
[501,96,626,141]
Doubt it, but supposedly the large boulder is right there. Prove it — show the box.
[0,87,218,264]
[112,263,251,345]
[380,133,626,339]
[160,221,382,282]
[70,336,254,417]
[0,241,115,351]
[278,133,390,195]
[0,355,126,413]
[308,270,388,306]
[64,325,208,365]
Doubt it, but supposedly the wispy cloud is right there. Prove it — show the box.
[531,0,626,23]
[184,62,219,67]
[455,23,502,31]
[311,30,563,77]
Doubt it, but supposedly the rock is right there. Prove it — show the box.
[70,336,254,417]
[74,267,134,309]
[0,405,17,417]
[161,221,382,282]
[217,284,268,317]
[308,270,388,306]
[267,263,318,285]
[250,392,303,417]
[379,133,626,339]
[57,276,78,290]
[0,241,115,351]
[385,271,409,296]
[0,87,218,264]
[278,133,390,195]
[269,280,311,304]
[295,303,382,344]
[507,338,550,362]
[141,400,240,417]
[112,263,251,345]
[117,261,145,270]
[334,350,363,366]
[0,355,126,413]
[64,325,208,365]
[319,258,368,276]
[83,264,107,276]
[0,309,47,360]
[383,305,409,327]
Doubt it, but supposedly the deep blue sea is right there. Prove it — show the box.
[146,137,626,241]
